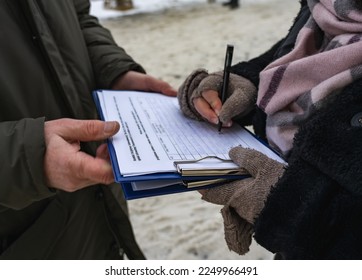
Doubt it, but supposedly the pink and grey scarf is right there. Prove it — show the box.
[257,0,362,156]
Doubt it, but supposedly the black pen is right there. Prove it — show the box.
[218,44,234,132]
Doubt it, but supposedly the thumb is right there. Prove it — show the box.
[218,88,254,124]
[52,118,120,142]
[229,147,270,178]
[218,89,244,123]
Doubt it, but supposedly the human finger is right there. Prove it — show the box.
[146,76,177,96]
[201,90,223,116]
[229,147,271,178]
[193,97,219,125]
[96,143,110,161]
[219,88,255,124]
[74,152,115,187]
[46,119,120,142]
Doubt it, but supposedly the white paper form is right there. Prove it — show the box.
[97,90,284,176]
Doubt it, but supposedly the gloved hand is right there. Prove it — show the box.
[178,68,257,126]
[201,146,285,255]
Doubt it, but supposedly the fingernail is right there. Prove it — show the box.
[104,121,117,134]
[211,117,219,125]
[225,121,232,127]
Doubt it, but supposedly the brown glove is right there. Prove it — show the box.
[202,147,285,255]
[177,68,257,123]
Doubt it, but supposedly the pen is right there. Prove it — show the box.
[218,44,234,132]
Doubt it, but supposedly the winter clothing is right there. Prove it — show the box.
[255,79,362,259]
[0,0,144,259]
[202,147,285,255]
[257,0,362,155]
[179,0,362,259]
[235,0,362,259]
[177,69,257,124]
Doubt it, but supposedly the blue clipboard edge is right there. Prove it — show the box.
[92,90,122,182]
[120,175,250,200]
[121,182,215,200]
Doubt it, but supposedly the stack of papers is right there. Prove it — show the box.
[93,90,285,199]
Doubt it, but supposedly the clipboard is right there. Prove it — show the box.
[173,156,246,176]
[92,90,284,200]
[114,156,248,200]
[122,176,248,200]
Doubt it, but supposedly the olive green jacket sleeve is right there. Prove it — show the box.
[0,118,54,211]
[74,0,146,88]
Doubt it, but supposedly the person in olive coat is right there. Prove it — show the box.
[0,0,176,259]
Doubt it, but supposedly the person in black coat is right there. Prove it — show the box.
[178,0,362,259]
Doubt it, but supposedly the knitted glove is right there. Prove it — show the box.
[202,147,285,255]
[178,68,257,123]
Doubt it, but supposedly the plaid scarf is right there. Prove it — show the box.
[257,0,362,156]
